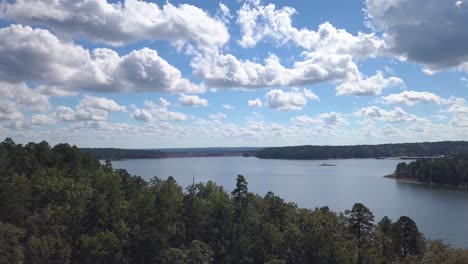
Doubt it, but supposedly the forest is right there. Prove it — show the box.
[1,138,468,264]
[394,157,468,187]
[256,141,468,160]
[80,148,165,160]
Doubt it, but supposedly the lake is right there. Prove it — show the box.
[111,157,468,247]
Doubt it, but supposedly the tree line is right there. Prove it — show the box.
[394,157,468,187]
[80,148,164,160]
[1,138,468,263]
[256,141,468,160]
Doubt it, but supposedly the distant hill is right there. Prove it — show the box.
[256,141,468,160]
[80,148,165,160]
[80,147,263,160]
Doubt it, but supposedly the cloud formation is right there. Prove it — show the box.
[179,94,208,107]
[381,91,451,106]
[336,71,403,96]
[0,0,229,52]
[266,88,319,111]
[365,0,468,72]
[0,25,204,94]
[237,2,385,58]
[355,106,425,123]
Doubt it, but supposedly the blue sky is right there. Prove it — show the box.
[0,0,467,148]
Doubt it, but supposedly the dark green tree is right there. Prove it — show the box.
[393,216,423,258]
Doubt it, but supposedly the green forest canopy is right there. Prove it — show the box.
[256,141,468,160]
[1,138,468,263]
[394,157,468,186]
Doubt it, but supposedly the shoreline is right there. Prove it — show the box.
[384,174,468,191]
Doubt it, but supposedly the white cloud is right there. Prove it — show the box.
[217,2,232,24]
[447,98,468,114]
[291,115,315,126]
[0,99,23,122]
[336,71,403,96]
[381,91,451,106]
[131,109,153,123]
[237,2,384,58]
[36,85,78,97]
[223,104,235,109]
[381,124,398,135]
[79,96,126,112]
[144,100,188,121]
[193,52,359,88]
[365,0,468,72]
[0,25,89,84]
[29,114,56,126]
[179,94,208,107]
[209,113,227,120]
[355,106,425,123]
[248,99,263,107]
[159,98,171,107]
[75,107,108,121]
[55,106,75,121]
[0,82,50,112]
[55,104,109,122]
[266,88,319,111]
[291,112,347,127]
[75,48,205,93]
[0,25,204,94]
[0,0,229,52]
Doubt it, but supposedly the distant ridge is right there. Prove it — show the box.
[255,141,468,160]
[80,147,263,160]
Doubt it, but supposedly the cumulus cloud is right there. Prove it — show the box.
[365,0,468,72]
[0,82,50,122]
[266,88,319,111]
[179,94,208,107]
[0,25,204,94]
[0,82,50,112]
[354,106,425,123]
[55,100,113,122]
[144,100,188,121]
[447,98,468,114]
[131,109,153,123]
[237,2,385,58]
[217,2,232,24]
[381,91,451,106]
[209,113,228,120]
[193,52,359,88]
[75,107,108,121]
[75,48,205,93]
[29,114,56,126]
[291,112,347,127]
[248,99,263,107]
[55,106,75,122]
[336,71,403,96]
[79,96,126,112]
[223,104,235,110]
[0,0,229,52]
[444,98,468,128]
[0,25,89,83]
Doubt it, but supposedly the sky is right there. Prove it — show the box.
[0,0,468,148]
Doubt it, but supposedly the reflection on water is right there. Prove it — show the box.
[111,157,468,247]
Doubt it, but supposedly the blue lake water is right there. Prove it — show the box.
[111,157,468,247]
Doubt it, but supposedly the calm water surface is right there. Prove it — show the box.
[111,157,468,247]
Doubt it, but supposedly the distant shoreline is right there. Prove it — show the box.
[384,174,468,191]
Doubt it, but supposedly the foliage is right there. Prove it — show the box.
[0,138,467,263]
[80,148,164,160]
[395,157,468,186]
[256,141,468,159]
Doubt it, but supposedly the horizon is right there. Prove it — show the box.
[0,0,467,147]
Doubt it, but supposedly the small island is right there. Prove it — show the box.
[318,163,337,166]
